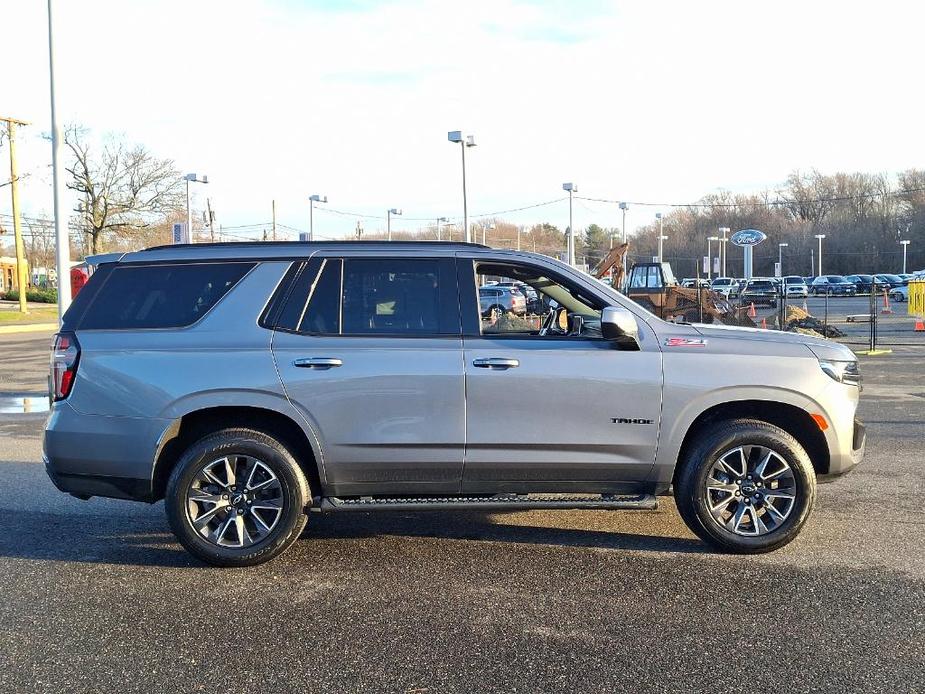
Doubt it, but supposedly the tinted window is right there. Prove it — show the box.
[301,259,341,334]
[342,258,454,335]
[80,262,253,330]
[275,258,342,334]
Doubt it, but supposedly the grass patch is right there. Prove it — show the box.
[0,306,59,324]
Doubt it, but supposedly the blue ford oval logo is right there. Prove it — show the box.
[730,229,767,247]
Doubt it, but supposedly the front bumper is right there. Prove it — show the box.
[818,417,866,483]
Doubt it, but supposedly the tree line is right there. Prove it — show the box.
[625,170,925,278]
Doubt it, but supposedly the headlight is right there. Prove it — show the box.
[819,359,861,387]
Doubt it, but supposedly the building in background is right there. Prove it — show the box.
[0,257,28,293]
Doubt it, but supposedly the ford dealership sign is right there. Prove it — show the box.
[730,229,767,247]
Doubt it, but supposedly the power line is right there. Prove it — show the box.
[576,186,925,210]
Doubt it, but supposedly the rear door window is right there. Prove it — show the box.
[79,262,254,330]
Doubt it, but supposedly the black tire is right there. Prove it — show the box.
[165,428,310,567]
[674,419,816,554]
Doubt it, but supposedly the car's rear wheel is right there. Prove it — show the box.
[675,419,816,553]
[165,428,310,567]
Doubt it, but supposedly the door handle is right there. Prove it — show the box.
[472,357,520,369]
[293,357,343,369]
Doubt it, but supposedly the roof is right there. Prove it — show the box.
[119,240,505,264]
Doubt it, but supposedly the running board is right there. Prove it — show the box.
[318,493,657,513]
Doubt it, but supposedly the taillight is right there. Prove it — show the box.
[50,332,80,401]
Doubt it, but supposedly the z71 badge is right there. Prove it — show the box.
[664,337,707,347]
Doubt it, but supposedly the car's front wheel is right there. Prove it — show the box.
[165,428,310,567]
[675,419,816,553]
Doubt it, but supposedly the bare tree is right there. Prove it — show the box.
[64,125,184,254]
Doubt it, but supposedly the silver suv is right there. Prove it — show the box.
[44,242,865,566]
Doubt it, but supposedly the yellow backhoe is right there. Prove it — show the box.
[591,243,745,325]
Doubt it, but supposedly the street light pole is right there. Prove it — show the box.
[562,183,577,265]
[448,131,476,243]
[183,173,208,243]
[309,194,327,242]
[814,234,826,276]
[387,208,402,240]
[619,202,628,280]
[435,216,448,241]
[719,227,730,277]
[707,236,719,281]
[778,242,788,276]
[47,0,71,322]
[655,213,664,262]
[900,239,911,273]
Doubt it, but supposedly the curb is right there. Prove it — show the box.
[0,322,59,335]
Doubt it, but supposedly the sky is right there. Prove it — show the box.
[2,0,924,241]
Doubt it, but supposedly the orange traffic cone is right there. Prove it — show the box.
[915,318,925,332]
[760,317,768,329]
[881,289,893,314]
[748,302,757,318]
[802,299,809,313]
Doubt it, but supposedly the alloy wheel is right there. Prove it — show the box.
[185,455,284,548]
[704,445,797,536]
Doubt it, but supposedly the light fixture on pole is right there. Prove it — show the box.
[814,234,826,276]
[387,208,402,240]
[184,173,208,243]
[655,213,664,262]
[309,194,327,242]
[778,242,789,276]
[900,239,911,274]
[435,216,448,241]
[718,227,730,277]
[448,131,476,243]
[562,183,577,265]
[707,236,719,280]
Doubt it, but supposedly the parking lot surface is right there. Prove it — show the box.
[1,331,923,693]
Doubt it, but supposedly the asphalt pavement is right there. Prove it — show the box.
[1,331,923,693]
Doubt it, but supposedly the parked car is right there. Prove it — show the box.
[889,285,908,302]
[709,277,737,297]
[803,276,816,286]
[873,273,905,289]
[845,274,875,294]
[783,275,809,298]
[44,241,865,566]
[681,278,711,289]
[494,280,540,312]
[740,278,779,307]
[810,276,857,296]
[479,285,527,316]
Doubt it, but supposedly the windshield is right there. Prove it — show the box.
[746,281,774,289]
[784,276,803,284]
[827,276,849,283]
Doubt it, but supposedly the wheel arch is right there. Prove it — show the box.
[672,400,830,486]
[151,405,324,502]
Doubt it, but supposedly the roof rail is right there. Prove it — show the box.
[142,240,490,252]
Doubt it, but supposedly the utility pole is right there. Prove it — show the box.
[272,200,277,241]
[206,198,216,242]
[2,116,30,313]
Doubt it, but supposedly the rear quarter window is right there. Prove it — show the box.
[79,262,254,330]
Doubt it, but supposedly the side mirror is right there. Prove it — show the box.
[601,305,640,343]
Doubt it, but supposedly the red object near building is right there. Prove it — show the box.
[70,265,89,297]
